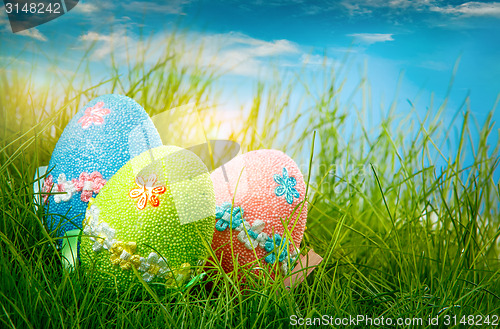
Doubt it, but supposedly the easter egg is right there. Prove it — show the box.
[41,94,163,237]
[79,145,215,292]
[210,149,307,276]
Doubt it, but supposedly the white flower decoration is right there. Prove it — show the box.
[237,219,269,250]
[139,252,170,282]
[54,173,77,203]
[281,247,300,274]
[83,202,117,252]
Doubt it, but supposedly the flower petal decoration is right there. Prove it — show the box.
[129,174,166,210]
[215,202,244,232]
[149,195,160,207]
[43,94,163,241]
[264,234,289,264]
[77,101,111,129]
[139,252,171,282]
[43,171,107,204]
[129,188,144,199]
[136,193,148,210]
[273,173,285,185]
[82,200,117,252]
[152,185,166,194]
[41,175,54,203]
[282,167,288,180]
[273,167,300,204]
[210,149,308,277]
[275,185,286,197]
[285,191,294,205]
[237,219,268,250]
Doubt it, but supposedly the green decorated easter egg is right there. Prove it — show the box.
[79,145,215,293]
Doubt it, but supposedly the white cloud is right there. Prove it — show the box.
[176,32,299,77]
[341,0,431,13]
[1,14,47,40]
[78,30,300,77]
[348,33,394,44]
[340,0,500,19]
[431,2,500,17]
[17,28,48,41]
[301,54,337,67]
[0,11,10,32]
[340,1,373,15]
[80,30,128,58]
[80,31,114,42]
[243,38,298,57]
[73,2,99,14]
[387,0,431,9]
[72,1,188,16]
[193,32,300,76]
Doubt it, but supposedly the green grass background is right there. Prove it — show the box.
[0,32,499,328]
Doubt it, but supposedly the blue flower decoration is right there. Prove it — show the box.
[273,167,300,204]
[264,234,289,264]
[215,202,244,232]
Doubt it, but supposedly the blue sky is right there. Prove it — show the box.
[1,0,499,160]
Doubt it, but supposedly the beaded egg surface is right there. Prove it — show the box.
[210,149,307,276]
[79,145,215,293]
[42,94,162,237]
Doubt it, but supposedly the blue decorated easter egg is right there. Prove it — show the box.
[42,94,163,237]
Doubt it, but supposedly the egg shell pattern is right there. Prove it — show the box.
[79,145,215,293]
[210,149,307,275]
[44,94,162,236]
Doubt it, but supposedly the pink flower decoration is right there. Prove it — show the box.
[41,171,107,204]
[77,101,111,129]
[42,175,54,203]
[56,182,65,192]
[73,171,107,202]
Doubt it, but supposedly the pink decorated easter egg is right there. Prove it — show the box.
[210,149,307,276]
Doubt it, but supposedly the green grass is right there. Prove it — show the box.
[1,32,499,328]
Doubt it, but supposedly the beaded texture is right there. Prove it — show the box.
[129,174,167,209]
[80,146,215,293]
[210,149,307,277]
[44,94,162,237]
[77,101,111,129]
[42,171,106,204]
